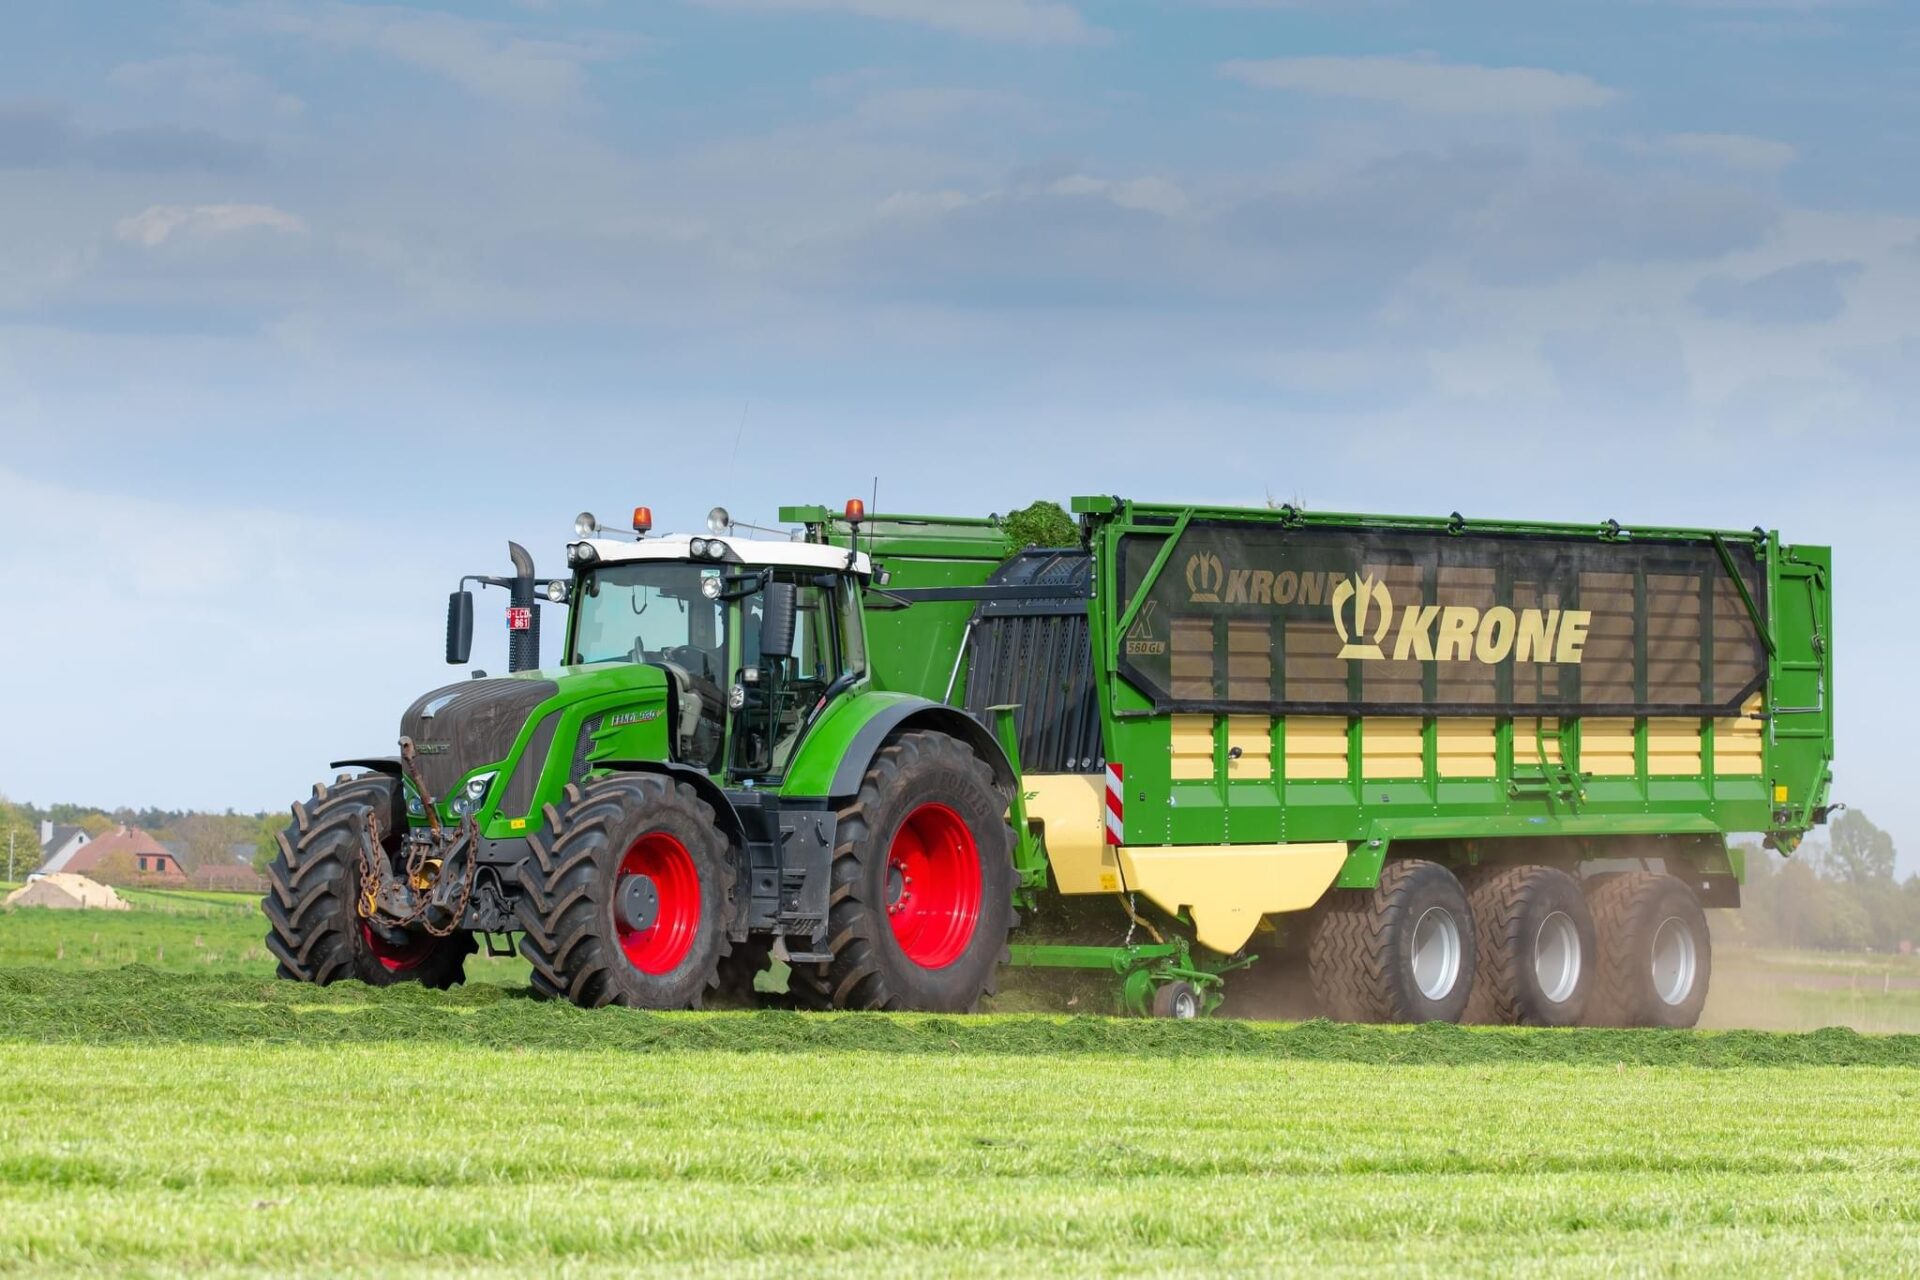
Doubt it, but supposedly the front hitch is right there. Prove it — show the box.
[356,737,483,937]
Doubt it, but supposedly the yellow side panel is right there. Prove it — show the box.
[1023,774,1118,895]
[1361,717,1423,780]
[1714,693,1765,776]
[1436,717,1497,778]
[1227,716,1272,781]
[1285,716,1349,780]
[1118,842,1349,954]
[1513,718,1562,765]
[1581,718,1637,777]
[1170,714,1216,781]
[1647,719,1704,777]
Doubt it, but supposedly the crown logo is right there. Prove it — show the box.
[1332,573,1394,660]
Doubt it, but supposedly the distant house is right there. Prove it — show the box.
[37,823,90,874]
[43,826,188,885]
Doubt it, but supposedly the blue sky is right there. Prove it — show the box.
[2,0,1916,869]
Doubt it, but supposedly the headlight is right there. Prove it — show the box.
[567,542,599,569]
[728,684,747,710]
[690,537,709,558]
[703,539,727,560]
[448,772,498,818]
[545,580,568,603]
[404,782,426,818]
[700,576,723,600]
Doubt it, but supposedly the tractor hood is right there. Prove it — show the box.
[399,664,670,810]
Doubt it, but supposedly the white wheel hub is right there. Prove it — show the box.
[1534,910,1582,1005]
[1410,906,1463,1001]
[1650,916,1698,1006]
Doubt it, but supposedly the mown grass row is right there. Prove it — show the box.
[3,967,1918,1067]
[1,1039,1917,1276]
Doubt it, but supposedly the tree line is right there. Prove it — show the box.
[1,795,282,882]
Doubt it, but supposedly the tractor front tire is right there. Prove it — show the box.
[1309,859,1475,1024]
[796,732,1014,1013]
[1585,873,1711,1028]
[264,775,474,989]
[518,774,737,1010]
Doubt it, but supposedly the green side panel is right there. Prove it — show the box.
[399,663,675,842]
[1767,543,1834,839]
[800,511,1018,705]
[776,688,930,799]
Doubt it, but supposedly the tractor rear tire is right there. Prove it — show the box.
[517,774,737,1010]
[1309,859,1475,1024]
[264,775,475,989]
[1585,872,1711,1028]
[793,732,1014,1013]
[1461,865,1595,1026]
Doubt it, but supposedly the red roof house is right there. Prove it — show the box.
[47,827,188,885]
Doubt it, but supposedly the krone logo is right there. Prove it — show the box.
[1331,573,1395,660]
[1184,552,1225,603]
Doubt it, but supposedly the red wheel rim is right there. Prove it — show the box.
[360,922,437,974]
[885,803,982,970]
[616,833,702,976]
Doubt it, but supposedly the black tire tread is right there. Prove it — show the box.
[262,774,473,990]
[1586,871,1709,1028]
[516,774,735,1009]
[791,732,1013,1013]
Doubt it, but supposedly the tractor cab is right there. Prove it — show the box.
[560,507,873,781]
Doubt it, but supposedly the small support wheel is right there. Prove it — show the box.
[1151,980,1201,1020]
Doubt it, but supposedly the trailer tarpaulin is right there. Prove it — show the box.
[1116,523,1768,717]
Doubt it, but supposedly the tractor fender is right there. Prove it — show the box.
[824,701,1016,802]
[597,760,749,854]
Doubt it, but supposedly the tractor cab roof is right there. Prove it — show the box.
[571,533,873,576]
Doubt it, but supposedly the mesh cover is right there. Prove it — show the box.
[1116,524,1766,717]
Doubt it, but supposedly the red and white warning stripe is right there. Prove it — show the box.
[1105,762,1125,847]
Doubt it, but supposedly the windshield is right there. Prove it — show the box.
[570,563,726,686]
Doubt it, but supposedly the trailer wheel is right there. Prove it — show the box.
[264,775,474,989]
[1462,865,1595,1026]
[798,732,1014,1012]
[1584,872,1711,1028]
[517,774,736,1009]
[1152,980,1201,1020]
[1309,859,1475,1024]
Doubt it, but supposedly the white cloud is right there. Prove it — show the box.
[114,204,308,247]
[1633,131,1798,171]
[222,2,626,107]
[692,0,1100,45]
[1220,56,1622,114]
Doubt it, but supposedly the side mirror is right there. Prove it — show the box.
[760,582,797,659]
[446,591,475,665]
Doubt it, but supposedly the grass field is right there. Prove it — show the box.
[4,897,1920,1275]
[2,972,1919,1276]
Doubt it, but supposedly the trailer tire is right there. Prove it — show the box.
[796,732,1014,1013]
[1309,859,1475,1024]
[1461,865,1595,1026]
[517,774,736,1010]
[264,775,474,989]
[1585,872,1711,1028]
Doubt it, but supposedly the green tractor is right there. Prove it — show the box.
[265,505,1021,1011]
